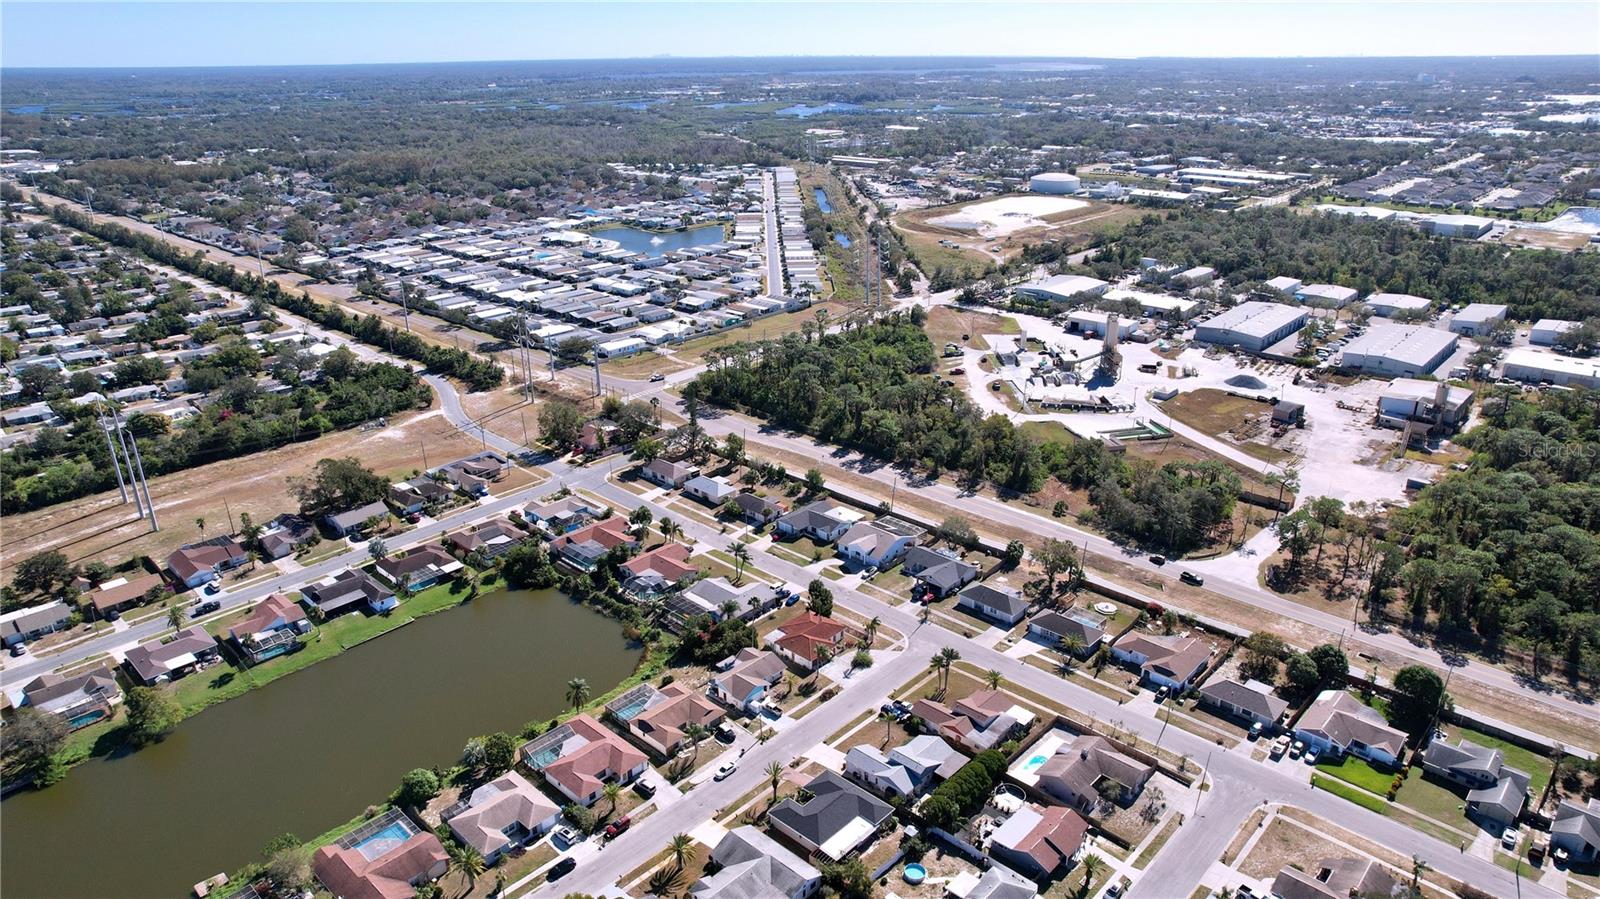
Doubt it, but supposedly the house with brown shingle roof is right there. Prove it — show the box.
[123,625,221,686]
[373,545,462,591]
[445,519,523,560]
[988,803,1088,881]
[22,666,122,730]
[910,690,1033,753]
[166,537,248,589]
[1293,690,1407,768]
[629,682,726,756]
[85,572,167,619]
[621,542,698,597]
[549,516,636,571]
[1035,734,1155,813]
[1110,631,1213,691]
[766,612,849,670]
[227,593,311,663]
[708,648,787,713]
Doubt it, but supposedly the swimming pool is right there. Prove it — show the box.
[352,822,412,861]
[1018,753,1050,775]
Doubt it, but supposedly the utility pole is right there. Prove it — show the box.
[1194,749,1213,817]
[521,412,531,447]
[397,279,412,331]
[98,410,130,504]
[115,406,158,531]
[111,414,145,519]
[224,497,237,535]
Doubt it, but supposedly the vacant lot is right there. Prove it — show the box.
[0,400,482,582]
[925,305,1020,352]
[1159,388,1294,465]
[895,196,1147,277]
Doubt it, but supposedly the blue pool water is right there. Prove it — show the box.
[834,234,852,248]
[354,822,412,860]
[1019,753,1050,774]
[814,188,833,213]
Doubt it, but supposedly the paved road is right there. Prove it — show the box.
[762,171,783,294]
[528,468,1554,899]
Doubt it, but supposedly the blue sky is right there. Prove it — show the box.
[2,2,1596,68]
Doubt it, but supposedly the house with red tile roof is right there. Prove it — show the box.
[519,713,649,806]
[312,810,448,899]
[621,542,698,596]
[765,612,850,670]
[628,682,726,756]
[166,538,248,589]
[549,516,636,571]
[227,593,311,663]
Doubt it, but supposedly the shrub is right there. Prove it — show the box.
[395,768,441,808]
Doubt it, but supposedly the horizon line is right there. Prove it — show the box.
[5,50,1599,73]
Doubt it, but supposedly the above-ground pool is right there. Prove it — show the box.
[903,864,927,884]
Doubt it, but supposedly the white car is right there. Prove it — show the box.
[714,762,738,781]
[1502,828,1520,851]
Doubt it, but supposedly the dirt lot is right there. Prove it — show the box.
[895,196,1147,277]
[925,305,1019,353]
[1501,227,1591,251]
[1160,388,1294,464]
[0,399,483,582]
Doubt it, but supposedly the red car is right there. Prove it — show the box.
[603,816,632,839]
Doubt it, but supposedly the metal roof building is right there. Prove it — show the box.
[1339,324,1458,377]
[1192,301,1309,352]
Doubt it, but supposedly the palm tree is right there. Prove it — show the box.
[566,677,590,711]
[602,782,623,820]
[682,723,707,765]
[985,669,1004,690]
[659,517,681,543]
[447,843,485,892]
[865,616,881,644]
[1079,853,1105,894]
[937,647,961,692]
[929,651,952,694]
[1410,855,1430,896]
[195,516,205,537]
[1058,635,1087,671]
[668,833,694,871]
[878,710,894,747]
[728,541,750,584]
[167,601,183,631]
[765,760,785,803]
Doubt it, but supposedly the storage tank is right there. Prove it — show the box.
[1029,172,1081,194]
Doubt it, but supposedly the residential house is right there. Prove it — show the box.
[123,625,220,685]
[445,772,560,863]
[691,826,821,899]
[227,593,311,664]
[1552,798,1600,863]
[374,545,463,591]
[987,803,1089,882]
[1196,678,1288,730]
[766,611,850,670]
[620,542,697,597]
[389,478,454,516]
[1035,734,1155,813]
[324,500,392,538]
[446,519,523,560]
[730,492,786,526]
[434,452,509,496]
[1419,738,1531,827]
[627,682,726,756]
[670,577,773,622]
[577,419,621,454]
[313,810,449,899]
[835,519,920,570]
[1109,632,1213,692]
[258,515,315,559]
[911,690,1034,753]
[166,537,249,589]
[683,474,738,506]
[708,647,787,713]
[774,500,858,543]
[1269,857,1400,899]
[768,771,894,860]
[641,458,699,489]
[843,734,964,798]
[300,568,397,617]
[1026,610,1106,657]
[549,516,636,571]
[1294,690,1408,768]
[957,583,1030,627]
[519,713,649,806]
[902,546,977,599]
[22,666,123,730]
[945,866,1037,899]
[522,495,606,534]
[85,572,166,619]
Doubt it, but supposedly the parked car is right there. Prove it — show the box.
[203,581,222,595]
[633,779,656,799]
[548,858,577,881]
[1502,828,1520,851]
[192,600,221,617]
[604,816,632,839]
[649,373,665,382]
[554,826,582,847]
[1179,571,1204,586]
[715,722,737,743]
[1149,555,1166,566]
[1249,721,1265,740]
[1270,735,1291,759]
[783,592,800,606]
[714,762,737,781]
[1304,751,1319,766]
[9,643,27,658]
[1289,740,1305,759]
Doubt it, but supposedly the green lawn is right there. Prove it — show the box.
[1312,773,1391,814]
[1397,768,1469,824]
[1439,724,1554,797]
[1315,756,1399,794]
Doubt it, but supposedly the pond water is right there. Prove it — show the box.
[590,223,726,256]
[813,187,833,213]
[1,588,640,899]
